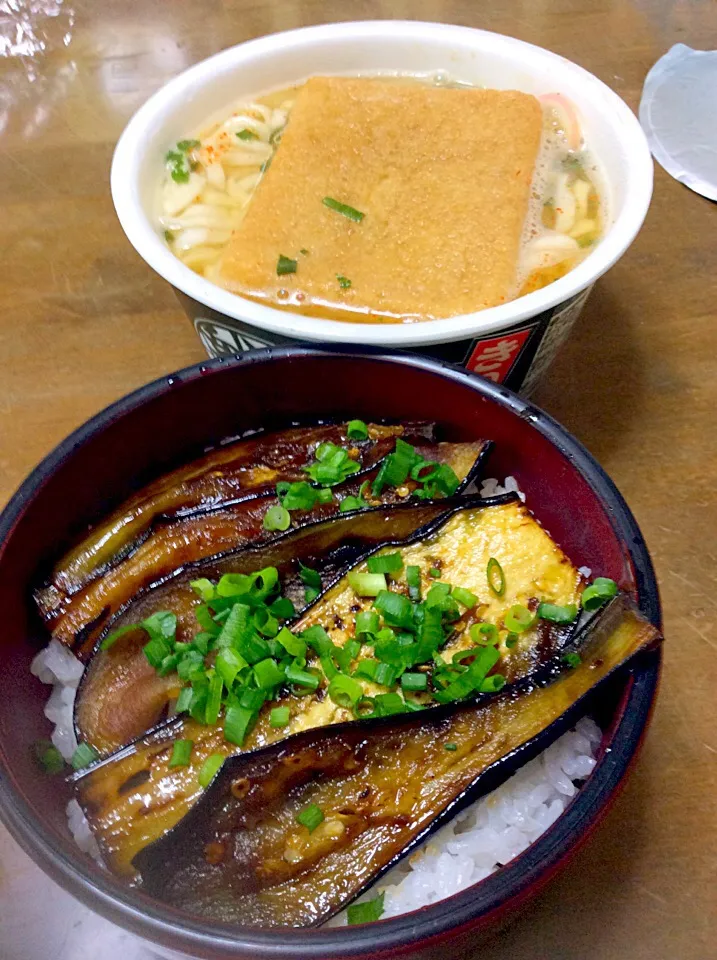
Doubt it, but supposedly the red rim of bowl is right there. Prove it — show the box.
[0,345,661,959]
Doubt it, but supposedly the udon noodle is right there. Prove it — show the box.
[157,76,604,317]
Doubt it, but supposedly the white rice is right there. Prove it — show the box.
[331,716,600,923]
[30,477,602,915]
[30,639,82,762]
[479,475,526,502]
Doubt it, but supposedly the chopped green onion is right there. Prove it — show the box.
[371,438,421,495]
[302,625,334,657]
[276,254,297,276]
[198,753,224,787]
[470,623,500,646]
[328,674,364,709]
[204,673,224,725]
[344,639,361,662]
[239,688,267,711]
[298,562,321,589]
[433,645,501,703]
[504,604,535,634]
[263,503,291,531]
[236,129,258,141]
[305,586,320,604]
[480,673,506,693]
[33,740,65,774]
[414,463,461,499]
[444,743,458,752]
[504,634,518,649]
[487,557,506,597]
[401,672,428,692]
[296,802,324,832]
[165,146,192,184]
[304,443,360,486]
[425,582,460,618]
[337,274,352,289]
[143,610,177,641]
[348,570,387,597]
[275,626,307,660]
[367,552,403,575]
[269,596,296,620]
[347,892,385,924]
[143,635,173,669]
[188,683,209,723]
[71,742,99,771]
[353,658,379,681]
[215,648,247,688]
[216,603,263,658]
[322,197,365,222]
[270,706,291,728]
[339,494,368,512]
[175,686,193,713]
[192,633,212,655]
[354,695,376,718]
[581,577,618,611]
[537,602,578,624]
[190,578,215,602]
[100,623,137,651]
[562,652,582,668]
[346,419,368,440]
[355,610,380,637]
[374,590,413,628]
[168,739,193,768]
[254,606,280,639]
[285,661,320,690]
[249,567,280,600]
[215,573,250,598]
[320,654,339,680]
[224,705,257,746]
[428,567,441,579]
[277,481,318,511]
[452,586,478,609]
[374,662,398,687]
[410,461,440,483]
[374,692,407,716]
[254,658,285,690]
[406,565,421,600]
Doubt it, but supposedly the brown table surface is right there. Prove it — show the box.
[1,2,715,959]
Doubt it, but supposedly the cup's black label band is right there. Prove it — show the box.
[178,285,593,395]
[195,318,276,356]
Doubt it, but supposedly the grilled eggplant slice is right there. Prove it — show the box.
[45,438,487,654]
[76,501,454,754]
[133,595,661,927]
[73,497,584,877]
[37,422,427,617]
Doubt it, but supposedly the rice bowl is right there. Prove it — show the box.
[0,348,661,959]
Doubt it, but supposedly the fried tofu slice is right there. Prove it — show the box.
[217,77,543,323]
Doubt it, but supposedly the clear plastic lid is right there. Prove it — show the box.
[639,44,717,201]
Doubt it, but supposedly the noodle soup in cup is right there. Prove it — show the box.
[111,21,652,393]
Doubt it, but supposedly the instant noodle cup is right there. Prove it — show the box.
[111,21,653,393]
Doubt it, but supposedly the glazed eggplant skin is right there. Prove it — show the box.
[37,421,426,616]
[133,595,661,927]
[73,496,583,876]
[44,438,487,655]
[76,500,454,754]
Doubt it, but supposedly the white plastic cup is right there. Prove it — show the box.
[111,21,653,393]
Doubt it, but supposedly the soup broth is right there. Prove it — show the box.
[157,76,604,322]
